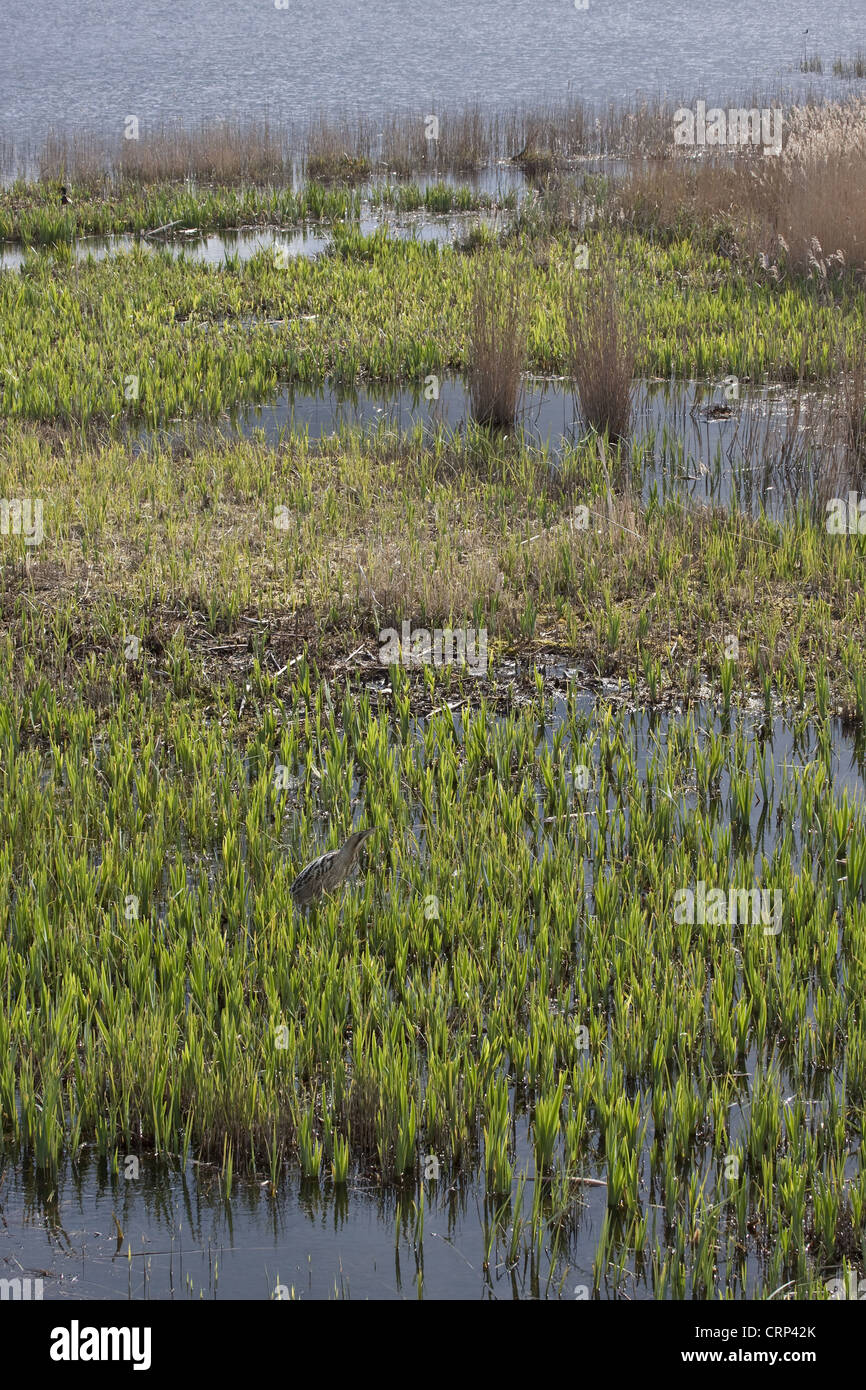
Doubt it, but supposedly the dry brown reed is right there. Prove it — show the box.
[565,255,637,443]
[468,256,529,428]
[37,118,290,186]
[304,114,374,183]
[611,99,866,273]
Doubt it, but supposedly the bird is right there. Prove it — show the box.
[290,827,376,907]
[59,185,71,207]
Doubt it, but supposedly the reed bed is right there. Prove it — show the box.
[0,87,806,188]
[833,52,866,80]
[611,97,866,274]
[799,53,824,75]
[38,119,291,186]
[376,105,492,177]
[754,98,866,273]
[0,99,608,186]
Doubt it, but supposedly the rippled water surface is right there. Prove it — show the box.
[2,0,864,150]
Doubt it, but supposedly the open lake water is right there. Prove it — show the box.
[2,0,865,151]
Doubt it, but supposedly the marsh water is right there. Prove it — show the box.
[141,371,841,523]
[2,702,863,1300]
[0,205,511,272]
[2,0,865,153]
[1,211,852,524]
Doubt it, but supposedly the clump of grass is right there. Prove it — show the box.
[456,222,499,254]
[800,53,824,74]
[368,181,504,216]
[304,116,373,184]
[507,176,595,242]
[833,52,866,80]
[468,256,529,428]
[514,144,556,181]
[120,118,290,183]
[431,104,488,172]
[565,256,637,443]
[508,111,574,182]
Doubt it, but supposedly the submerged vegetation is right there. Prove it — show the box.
[0,640,864,1297]
[1,88,865,1299]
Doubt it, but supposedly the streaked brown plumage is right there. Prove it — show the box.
[290,827,376,907]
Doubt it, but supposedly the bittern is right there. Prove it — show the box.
[290,827,376,908]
